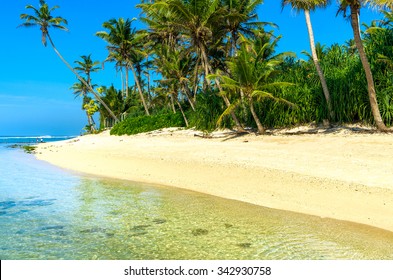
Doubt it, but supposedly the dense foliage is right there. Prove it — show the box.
[20,1,393,133]
[110,112,185,135]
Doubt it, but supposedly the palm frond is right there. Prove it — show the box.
[216,100,240,126]
[17,22,37,28]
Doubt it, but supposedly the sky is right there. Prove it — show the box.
[0,0,385,136]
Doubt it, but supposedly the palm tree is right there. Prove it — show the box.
[74,54,100,86]
[282,0,333,121]
[96,18,150,115]
[71,79,96,133]
[154,45,197,110]
[156,80,190,126]
[209,34,294,134]
[337,0,390,131]
[222,0,268,57]
[102,50,128,97]
[142,56,154,102]
[97,86,124,128]
[153,0,245,131]
[365,0,392,10]
[131,50,148,97]
[73,55,100,131]
[137,4,181,51]
[19,0,119,123]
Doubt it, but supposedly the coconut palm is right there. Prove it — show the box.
[96,18,150,115]
[209,34,294,134]
[19,0,119,123]
[337,0,390,131]
[131,50,148,97]
[72,55,100,133]
[222,0,269,57]
[155,80,190,126]
[154,45,197,110]
[282,0,333,121]
[152,0,245,131]
[97,86,125,128]
[102,50,129,98]
[142,56,154,102]
[365,0,392,10]
[137,4,181,51]
[74,54,100,86]
[71,79,97,133]
[98,22,132,99]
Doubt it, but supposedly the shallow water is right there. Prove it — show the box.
[0,136,75,145]
[1,144,393,260]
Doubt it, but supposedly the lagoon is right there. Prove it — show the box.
[1,142,393,260]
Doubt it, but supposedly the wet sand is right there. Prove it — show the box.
[35,126,393,232]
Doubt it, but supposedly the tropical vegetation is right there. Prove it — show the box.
[20,0,393,134]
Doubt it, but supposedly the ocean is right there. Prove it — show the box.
[0,135,77,145]
[1,137,393,260]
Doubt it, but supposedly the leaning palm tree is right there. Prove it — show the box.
[282,0,333,121]
[19,0,119,123]
[337,0,391,131]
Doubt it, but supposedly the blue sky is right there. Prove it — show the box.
[0,0,385,136]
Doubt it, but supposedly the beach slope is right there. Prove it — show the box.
[35,127,393,232]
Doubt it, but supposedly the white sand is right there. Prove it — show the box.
[35,126,393,232]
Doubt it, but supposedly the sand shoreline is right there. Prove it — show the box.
[35,127,393,232]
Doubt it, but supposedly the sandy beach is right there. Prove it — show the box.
[35,126,393,232]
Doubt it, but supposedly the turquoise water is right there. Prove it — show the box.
[1,142,393,260]
[0,136,75,144]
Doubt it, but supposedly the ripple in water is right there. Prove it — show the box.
[1,147,393,259]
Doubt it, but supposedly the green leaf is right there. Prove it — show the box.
[216,100,240,127]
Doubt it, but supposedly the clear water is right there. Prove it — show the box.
[1,142,393,260]
[0,136,76,145]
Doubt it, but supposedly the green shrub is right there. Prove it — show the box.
[110,112,185,135]
[189,91,233,131]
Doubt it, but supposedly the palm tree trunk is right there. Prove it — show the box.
[350,6,388,131]
[145,56,152,100]
[46,34,119,123]
[229,32,248,120]
[170,94,176,113]
[129,63,150,116]
[200,45,245,132]
[146,71,151,103]
[119,67,125,98]
[304,10,333,121]
[87,73,91,87]
[181,82,196,111]
[90,115,96,129]
[85,111,93,133]
[193,56,201,102]
[125,66,129,98]
[200,49,210,81]
[249,97,265,134]
[175,98,189,127]
[231,30,238,57]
